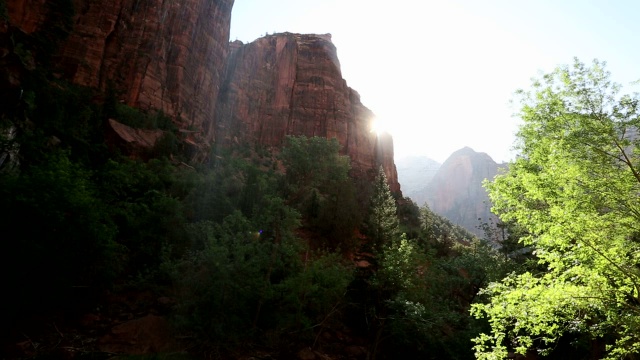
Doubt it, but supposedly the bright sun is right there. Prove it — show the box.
[370,117,392,136]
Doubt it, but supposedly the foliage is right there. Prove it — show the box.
[171,203,352,346]
[0,19,514,357]
[419,202,477,256]
[347,198,506,360]
[312,178,361,249]
[478,218,538,272]
[366,166,399,252]
[171,212,284,341]
[273,251,353,335]
[0,150,120,317]
[374,232,505,359]
[1,41,200,323]
[280,136,362,249]
[95,157,192,276]
[280,136,350,203]
[18,77,108,165]
[473,58,640,359]
[396,197,422,239]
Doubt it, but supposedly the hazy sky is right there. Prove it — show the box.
[229,0,640,163]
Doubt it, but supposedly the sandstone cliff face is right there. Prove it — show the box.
[4,3,400,192]
[5,0,49,34]
[7,0,234,142]
[215,33,400,193]
[422,147,500,237]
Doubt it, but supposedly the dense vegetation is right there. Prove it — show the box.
[473,59,640,359]
[1,78,506,356]
[0,42,508,357]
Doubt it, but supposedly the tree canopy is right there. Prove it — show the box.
[367,166,400,252]
[472,59,640,359]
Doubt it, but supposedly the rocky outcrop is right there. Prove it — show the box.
[4,0,49,34]
[423,147,501,237]
[106,119,164,157]
[214,33,399,192]
[6,0,234,143]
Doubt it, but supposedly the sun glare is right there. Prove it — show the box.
[370,117,392,136]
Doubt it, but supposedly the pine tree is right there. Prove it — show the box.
[367,166,399,251]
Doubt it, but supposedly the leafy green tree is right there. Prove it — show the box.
[273,251,353,337]
[98,157,190,273]
[374,233,504,359]
[478,217,537,271]
[280,136,350,205]
[472,59,640,359]
[280,136,361,249]
[172,212,278,342]
[172,197,353,347]
[314,178,362,249]
[396,197,422,239]
[1,151,119,319]
[419,203,476,256]
[367,166,399,252]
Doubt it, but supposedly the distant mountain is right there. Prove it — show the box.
[395,155,441,205]
[422,147,502,237]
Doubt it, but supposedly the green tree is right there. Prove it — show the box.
[419,203,476,256]
[367,166,399,252]
[280,136,361,249]
[172,198,353,347]
[472,59,640,359]
[1,151,119,319]
[374,231,504,359]
[172,203,302,343]
[280,136,350,205]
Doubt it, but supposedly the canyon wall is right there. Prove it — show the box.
[3,2,399,192]
[215,33,399,192]
[7,0,234,140]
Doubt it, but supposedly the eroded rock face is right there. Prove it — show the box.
[215,33,400,193]
[7,0,234,142]
[5,0,49,34]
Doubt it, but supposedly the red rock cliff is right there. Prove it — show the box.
[4,4,399,192]
[7,0,234,141]
[215,33,400,193]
